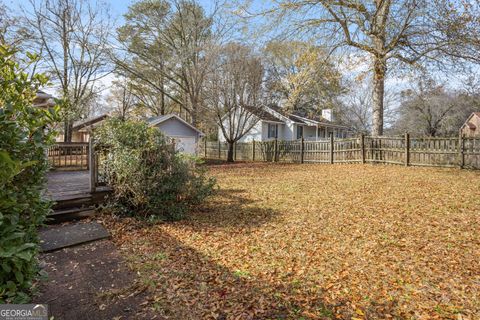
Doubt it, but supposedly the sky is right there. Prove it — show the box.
[3,0,474,110]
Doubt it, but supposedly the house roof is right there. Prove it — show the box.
[35,90,53,100]
[267,104,351,129]
[147,114,204,135]
[241,105,285,123]
[33,90,55,108]
[461,112,480,131]
[72,114,109,131]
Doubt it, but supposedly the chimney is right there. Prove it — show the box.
[322,109,333,122]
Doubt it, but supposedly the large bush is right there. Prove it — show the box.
[96,118,215,221]
[0,46,57,303]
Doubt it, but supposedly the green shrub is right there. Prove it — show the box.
[96,118,216,221]
[0,45,57,303]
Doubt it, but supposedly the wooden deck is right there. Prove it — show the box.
[46,170,111,201]
[46,171,92,201]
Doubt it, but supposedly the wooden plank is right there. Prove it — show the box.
[360,134,365,164]
[89,139,96,193]
[405,132,410,166]
[329,133,334,164]
[459,134,465,169]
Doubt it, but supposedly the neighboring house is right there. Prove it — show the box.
[33,90,55,108]
[147,114,204,155]
[218,105,351,142]
[56,114,109,142]
[460,112,480,137]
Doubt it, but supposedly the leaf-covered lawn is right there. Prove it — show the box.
[106,163,480,319]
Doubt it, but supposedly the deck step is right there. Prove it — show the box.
[51,187,112,211]
[52,195,93,210]
[39,221,110,252]
[47,207,97,224]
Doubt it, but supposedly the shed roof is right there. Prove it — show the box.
[147,114,204,135]
[73,114,109,131]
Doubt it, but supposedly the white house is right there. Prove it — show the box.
[147,114,204,155]
[218,105,351,142]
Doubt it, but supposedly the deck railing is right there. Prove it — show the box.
[47,142,89,170]
[200,134,480,170]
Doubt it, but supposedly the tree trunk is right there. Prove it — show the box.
[372,56,387,136]
[227,141,234,162]
[64,120,73,142]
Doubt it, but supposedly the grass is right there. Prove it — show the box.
[105,163,480,319]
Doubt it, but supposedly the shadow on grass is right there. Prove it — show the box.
[128,227,338,319]
[190,188,281,230]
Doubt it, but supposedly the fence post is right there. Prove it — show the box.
[360,134,365,164]
[459,134,465,169]
[329,132,334,164]
[88,138,96,193]
[252,139,255,161]
[300,137,305,164]
[218,140,221,160]
[274,138,278,162]
[404,132,410,166]
[204,138,207,158]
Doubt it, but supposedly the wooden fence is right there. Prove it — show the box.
[47,142,89,170]
[200,134,480,169]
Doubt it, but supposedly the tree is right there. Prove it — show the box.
[393,75,479,136]
[205,43,264,162]
[254,0,479,135]
[23,0,113,141]
[105,78,137,121]
[337,78,397,133]
[0,44,57,303]
[263,41,344,116]
[115,0,215,126]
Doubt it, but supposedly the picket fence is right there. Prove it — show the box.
[200,134,480,169]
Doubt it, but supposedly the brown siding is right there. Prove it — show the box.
[461,114,480,137]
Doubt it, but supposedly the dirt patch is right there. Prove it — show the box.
[34,239,158,320]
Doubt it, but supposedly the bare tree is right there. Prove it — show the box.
[1,2,35,51]
[205,43,264,162]
[23,0,113,141]
[115,0,216,126]
[394,76,466,136]
[105,78,137,121]
[251,0,479,136]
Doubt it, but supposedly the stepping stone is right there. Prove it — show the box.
[39,221,110,252]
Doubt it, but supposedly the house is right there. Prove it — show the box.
[147,114,204,155]
[460,112,480,137]
[59,114,109,142]
[218,105,351,142]
[33,90,55,108]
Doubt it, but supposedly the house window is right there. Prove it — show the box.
[297,126,303,139]
[268,124,278,138]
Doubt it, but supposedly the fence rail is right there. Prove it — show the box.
[47,142,89,170]
[201,134,480,170]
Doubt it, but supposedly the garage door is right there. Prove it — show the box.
[173,136,196,155]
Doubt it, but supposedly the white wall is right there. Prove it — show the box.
[261,122,286,141]
[218,116,262,142]
[284,121,295,140]
[304,126,317,140]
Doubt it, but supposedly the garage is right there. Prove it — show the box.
[172,136,196,154]
[147,114,204,155]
